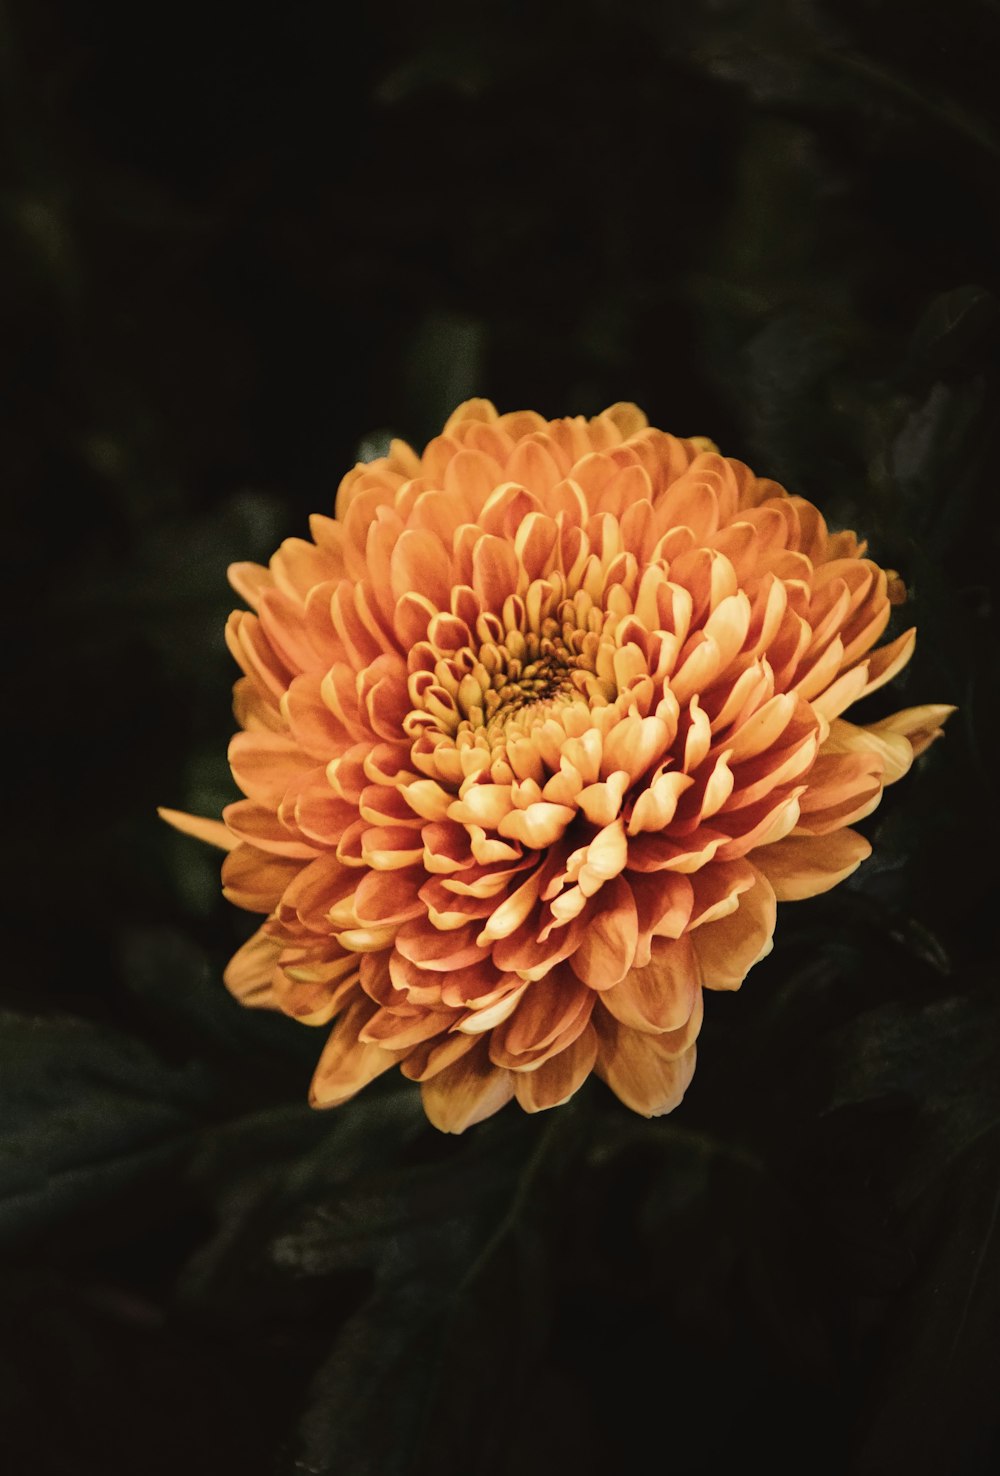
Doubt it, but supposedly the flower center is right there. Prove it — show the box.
[472,621,591,729]
[403,578,631,787]
[455,596,621,745]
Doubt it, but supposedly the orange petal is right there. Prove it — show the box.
[490,968,593,1067]
[394,591,438,648]
[420,1040,514,1133]
[714,788,805,861]
[448,784,515,829]
[472,533,520,611]
[399,1031,477,1082]
[437,959,513,1009]
[576,771,630,827]
[158,807,237,852]
[222,800,319,859]
[626,770,694,836]
[283,671,354,759]
[355,866,426,926]
[226,609,290,701]
[399,779,455,821]
[223,926,282,1007]
[256,587,326,677]
[866,703,955,762]
[360,825,425,870]
[568,876,638,989]
[601,713,670,783]
[228,560,273,610]
[279,850,355,930]
[388,949,448,1005]
[394,919,488,970]
[601,935,700,1032]
[594,1012,698,1117]
[626,826,727,874]
[443,397,500,433]
[822,717,912,785]
[294,781,357,846]
[811,662,871,723]
[689,870,776,989]
[654,985,705,1059]
[221,844,300,912]
[687,859,758,929]
[726,693,797,763]
[491,909,588,981]
[232,675,283,733]
[229,731,316,807]
[513,1025,598,1112]
[630,872,695,960]
[359,1005,459,1049]
[751,829,871,901]
[577,817,629,894]
[796,752,884,835]
[309,996,404,1107]
[274,956,360,1025]
[857,626,916,699]
[506,437,565,498]
[390,527,453,610]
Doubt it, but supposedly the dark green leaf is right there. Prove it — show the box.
[281,1109,582,1476]
[0,1012,212,1250]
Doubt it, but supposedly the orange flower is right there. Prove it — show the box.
[161,400,952,1131]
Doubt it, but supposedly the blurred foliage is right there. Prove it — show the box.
[2,0,998,1471]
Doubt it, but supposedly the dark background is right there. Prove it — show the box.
[3,2,999,1472]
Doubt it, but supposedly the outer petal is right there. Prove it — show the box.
[568,877,638,988]
[689,870,777,989]
[274,954,360,1025]
[512,1026,598,1112]
[594,1010,698,1117]
[223,926,281,1008]
[489,969,594,1070]
[866,703,955,761]
[420,1040,515,1133]
[309,996,405,1107]
[601,936,700,1032]
[158,807,238,852]
[751,829,871,901]
[821,718,914,785]
[222,844,301,912]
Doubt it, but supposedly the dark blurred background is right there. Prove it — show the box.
[3,1,999,1472]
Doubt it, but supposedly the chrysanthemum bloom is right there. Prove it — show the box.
[162,400,951,1132]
